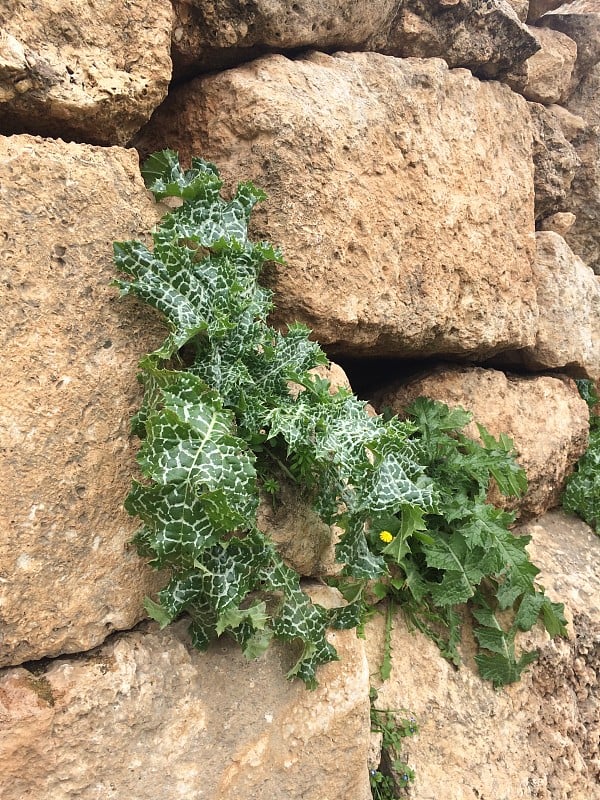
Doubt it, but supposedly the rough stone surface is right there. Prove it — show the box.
[539,210,577,235]
[0,587,371,800]
[546,103,587,142]
[0,0,173,145]
[541,1,600,88]
[530,101,580,220]
[135,52,538,360]
[507,0,530,21]
[506,25,577,104]
[377,0,540,77]
[564,61,600,273]
[170,0,397,79]
[366,510,600,800]
[517,232,600,380]
[373,365,590,517]
[0,135,166,667]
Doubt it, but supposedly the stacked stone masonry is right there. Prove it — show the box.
[0,2,599,798]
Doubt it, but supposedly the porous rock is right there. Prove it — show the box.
[170,0,397,79]
[564,61,600,273]
[505,25,577,104]
[0,135,166,667]
[373,365,589,517]
[518,232,600,380]
[365,510,600,800]
[135,52,538,360]
[530,101,580,220]
[0,588,371,800]
[378,0,539,77]
[0,0,173,145]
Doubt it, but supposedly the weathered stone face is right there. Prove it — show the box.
[379,0,540,77]
[0,135,166,667]
[564,62,600,274]
[518,232,600,380]
[135,52,538,360]
[171,0,398,79]
[373,365,590,517]
[506,25,577,104]
[0,0,173,145]
[365,510,600,800]
[0,587,371,800]
[530,102,580,221]
[540,0,600,87]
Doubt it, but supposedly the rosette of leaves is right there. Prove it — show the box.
[562,379,600,534]
[116,150,565,688]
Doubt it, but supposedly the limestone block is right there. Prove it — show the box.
[530,102,580,220]
[541,0,600,87]
[379,0,540,77]
[0,588,371,800]
[373,365,589,517]
[519,232,600,380]
[171,0,397,79]
[0,135,166,667]
[135,52,538,360]
[564,62,600,273]
[0,0,173,145]
[365,510,600,800]
[506,25,577,104]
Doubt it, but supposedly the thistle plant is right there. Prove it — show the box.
[115,150,566,688]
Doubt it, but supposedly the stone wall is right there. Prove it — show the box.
[0,2,598,798]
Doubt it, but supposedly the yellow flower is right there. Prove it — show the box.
[379,530,394,543]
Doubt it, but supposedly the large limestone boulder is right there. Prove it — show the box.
[0,588,371,800]
[171,0,397,79]
[505,25,577,104]
[373,365,589,517]
[365,510,600,799]
[0,0,173,145]
[0,135,166,667]
[378,0,540,77]
[530,102,580,220]
[518,233,600,380]
[564,62,600,273]
[135,52,538,360]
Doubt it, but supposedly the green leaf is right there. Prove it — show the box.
[474,649,539,688]
[144,597,174,629]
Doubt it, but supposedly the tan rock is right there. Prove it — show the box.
[546,103,588,142]
[135,52,538,360]
[564,62,600,273]
[530,101,580,220]
[541,0,600,88]
[506,25,577,104]
[518,232,600,380]
[365,510,600,800]
[0,590,371,800]
[0,135,166,667]
[539,210,577,235]
[171,0,397,79]
[373,365,589,516]
[379,0,540,78]
[0,0,173,145]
